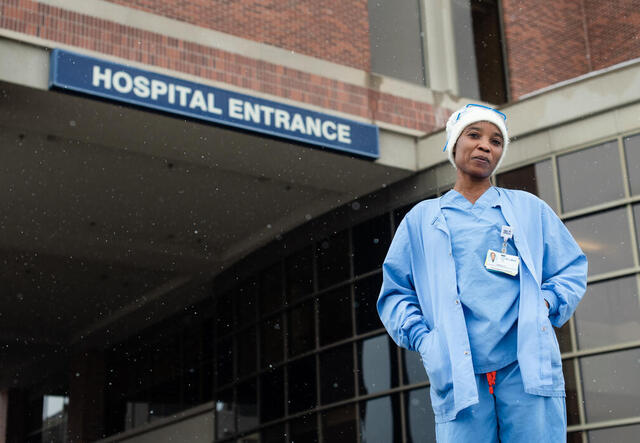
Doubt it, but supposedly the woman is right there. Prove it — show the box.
[378,104,587,442]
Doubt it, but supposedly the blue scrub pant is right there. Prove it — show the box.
[435,360,566,442]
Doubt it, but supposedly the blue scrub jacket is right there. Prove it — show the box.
[378,188,587,423]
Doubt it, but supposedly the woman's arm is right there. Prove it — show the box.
[539,201,588,328]
[377,217,430,351]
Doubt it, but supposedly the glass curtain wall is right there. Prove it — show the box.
[497,132,640,442]
[214,130,640,442]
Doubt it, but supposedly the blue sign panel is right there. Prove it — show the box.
[49,49,379,159]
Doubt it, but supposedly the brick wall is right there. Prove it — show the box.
[503,0,640,99]
[585,0,640,70]
[0,0,439,133]
[104,0,371,71]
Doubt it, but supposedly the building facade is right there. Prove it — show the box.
[0,0,639,442]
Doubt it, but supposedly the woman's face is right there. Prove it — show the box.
[453,121,504,180]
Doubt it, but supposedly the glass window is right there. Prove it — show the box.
[557,141,624,213]
[317,230,350,290]
[452,0,507,103]
[287,299,316,356]
[261,314,284,368]
[290,413,318,443]
[216,291,234,336]
[261,423,286,443]
[237,279,258,326]
[555,322,572,353]
[567,432,584,443]
[624,133,640,195]
[496,160,557,209]
[216,338,233,387]
[321,404,357,443]
[261,264,284,315]
[352,213,391,276]
[237,378,258,433]
[394,202,415,229]
[285,246,314,302]
[574,276,640,349]
[354,274,384,334]
[580,348,640,422]
[260,367,284,423]
[288,356,317,414]
[319,344,355,405]
[215,389,235,440]
[237,326,257,377]
[402,349,428,385]
[318,285,353,346]
[406,387,436,443]
[357,334,398,396]
[563,359,580,426]
[360,395,402,443]
[367,0,426,85]
[565,207,633,276]
[589,423,640,443]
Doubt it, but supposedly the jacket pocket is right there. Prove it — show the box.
[418,328,453,397]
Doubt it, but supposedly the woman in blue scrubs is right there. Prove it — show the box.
[378,104,587,442]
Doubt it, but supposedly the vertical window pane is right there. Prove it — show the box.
[360,395,402,443]
[215,389,235,440]
[216,338,233,387]
[237,378,258,433]
[317,230,350,290]
[393,202,415,229]
[367,0,426,85]
[565,207,633,276]
[574,276,640,349]
[261,264,283,315]
[260,367,284,423]
[580,349,640,422]
[624,133,640,195]
[290,414,318,443]
[321,404,357,443]
[452,0,507,102]
[319,344,354,404]
[285,246,313,302]
[352,213,391,276]
[496,160,557,209]
[357,334,398,396]
[563,359,580,426]
[261,424,286,443]
[237,279,258,326]
[237,326,257,377]
[555,322,572,353]
[589,423,640,443]
[288,356,317,414]
[215,291,234,336]
[354,274,384,334]
[406,388,436,443]
[402,349,428,385]
[261,314,283,368]
[557,141,624,212]
[318,285,353,346]
[287,299,316,356]
[289,414,318,443]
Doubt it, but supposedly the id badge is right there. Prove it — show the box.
[485,249,519,276]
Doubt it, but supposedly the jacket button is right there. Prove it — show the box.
[464,351,470,355]
[541,326,547,332]
[455,300,460,305]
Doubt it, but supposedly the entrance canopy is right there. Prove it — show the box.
[0,78,412,387]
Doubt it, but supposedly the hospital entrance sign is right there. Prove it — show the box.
[49,49,379,159]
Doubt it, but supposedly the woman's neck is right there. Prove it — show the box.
[453,177,492,204]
